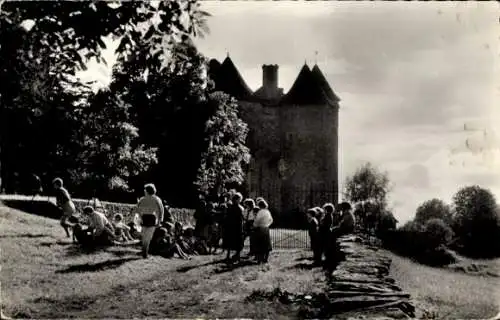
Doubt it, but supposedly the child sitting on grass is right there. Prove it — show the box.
[113,213,134,242]
[127,213,142,240]
[149,227,190,259]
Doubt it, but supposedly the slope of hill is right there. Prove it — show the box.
[0,204,324,319]
[387,250,499,319]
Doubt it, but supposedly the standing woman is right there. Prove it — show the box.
[222,192,245,263]
[253,199,274,264]
[135,183,164,258]
[306,208,321,264]
[53,178,76,239]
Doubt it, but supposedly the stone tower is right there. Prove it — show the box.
[208,56,340,216]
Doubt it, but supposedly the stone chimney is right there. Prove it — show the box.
[262,64,279,90]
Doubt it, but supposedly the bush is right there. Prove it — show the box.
[383,219,457,267]
[419,246,458,266]
[422,218,453,249]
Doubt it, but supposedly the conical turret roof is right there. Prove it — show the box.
[210,56,253,100]
[281,63,336,106]
[311,64,340,102]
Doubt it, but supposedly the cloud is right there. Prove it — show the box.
[199,2,500,224]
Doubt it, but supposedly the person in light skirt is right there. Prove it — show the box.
[253,199,274,264]
[52,178,76,239]
[135,183,164,258]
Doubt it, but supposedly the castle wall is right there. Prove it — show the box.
[278,104,339,213]
[239,101,339,215]
[238,101,282,213]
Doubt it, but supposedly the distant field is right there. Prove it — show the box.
[387,250,500,319]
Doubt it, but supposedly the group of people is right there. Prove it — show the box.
[53,176,354,270]
[54,179,195,258]
[193,192,274,264]
[306,202,356,271]
[53,178,275,264]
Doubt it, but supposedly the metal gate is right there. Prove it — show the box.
[270,228,310,249]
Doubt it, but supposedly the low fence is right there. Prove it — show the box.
[269,228,310,249]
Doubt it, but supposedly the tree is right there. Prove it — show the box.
[67,89,158,200]
[194,92,251,201]
[451,185,500,257]
[345,162,390,204]
[376,210,398,238]
[415,198,453,226]
[0,0,209,193]
[345,162,391,231]
[109,38,211,205]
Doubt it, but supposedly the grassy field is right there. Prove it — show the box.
[0,204,326,319]
[2,202,499,319]
[387,250,500,319]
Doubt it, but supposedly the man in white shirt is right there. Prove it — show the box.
[82,206,115,246]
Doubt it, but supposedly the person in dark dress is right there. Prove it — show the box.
[325,202,356,273]
[317,205,332,265]
[222,192,245,263]
[322,203,338,269]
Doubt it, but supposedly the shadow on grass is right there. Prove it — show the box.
[213,259,258,274]
[295,256,314,262]
[0,233,52,239]
[176,258,227,273]
[2,199,62,220]
[59,242,141,258]
[31,294,97,313]
[107,247,140,257]
[38,240,73,247]
[283,262,320,271]
[56,257,140,274]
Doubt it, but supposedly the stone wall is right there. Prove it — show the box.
[0,195,195,226]
[73,198,195,226]
[322,235,416,318]
[248,234,416,319]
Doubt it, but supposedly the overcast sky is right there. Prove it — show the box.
[80,2,499,224]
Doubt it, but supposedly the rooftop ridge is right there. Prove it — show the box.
[208,57,340,105]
